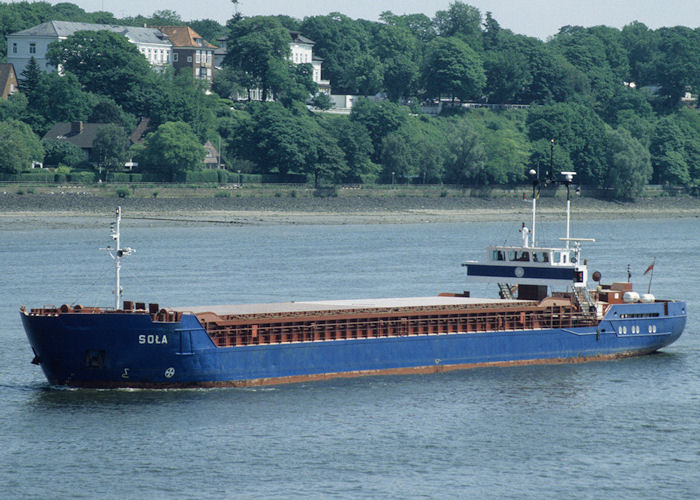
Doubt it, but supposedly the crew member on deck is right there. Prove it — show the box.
[520,223,530,248]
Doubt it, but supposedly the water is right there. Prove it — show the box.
[1,215,699,498]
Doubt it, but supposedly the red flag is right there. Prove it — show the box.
[643,263,654,275]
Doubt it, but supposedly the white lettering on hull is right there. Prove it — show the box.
[138,334,168,345]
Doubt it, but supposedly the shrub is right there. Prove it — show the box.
[116,187,130,198]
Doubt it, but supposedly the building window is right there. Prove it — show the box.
[29,42,36,54]
[187,55,192,63]
[196,51,201,64]
[173,52,178,62]
[12,42,17,54]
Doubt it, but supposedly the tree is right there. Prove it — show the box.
[349,99,408,163]
[605,128,652,199]
[88,98,137,132]
[46,30,152,107]
[150,9,183,25]
[0,92,28,122]
[274,62,318,107]
[653,27,700,109]
[433,1,482,50]
[136,121,205,181]
[236,102,315,174]
[483,50,532,104]
[211,65,252,100]
[42,138,85,167]
[18,56,41,100]
[0,119,44,174]
[151,72,218,142]
[422,37,486,101]
[93,124,129,179]
[621,22,658,85]
[650,116,688,184]
[443,121,486,185]
[224,16,291,102]
[526,102,607,185]
[379,11,436,43]
[374,24,420,101]
[324,115,376,182]
[381,132,417,183]
[26,71,91,134]
[304,119,348,186]
[311,92,332,110]
[300,13,377,95]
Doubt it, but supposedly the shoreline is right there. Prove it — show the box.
[1,193,699,226]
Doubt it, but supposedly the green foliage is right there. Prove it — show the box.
[19,56,42,100]
[27,71,91,132]
[0,93,28,122]
[93,124,129,177]
[115,187,130,198]
[433,1,482,50]
[88,98,137,131]
[235,102,313,175]
[311,93,333,110]
[650,116,690,184]
[526,102,608,185]
[443,120,486,185]
[653,27,700,110]
[0,2,696,195]
[185,169,220,183]
[69,171,96,183]
[349,99,408,163]
[299,13,377,95]
[136,121,205,182]
[46,30,152,107]
[0,119,44,174]
[225,16,291,102]
[422,37,486,101]
[324,115,376,182]
[605,127,652,199]
[42,138,85,167]
[150,72,218,142]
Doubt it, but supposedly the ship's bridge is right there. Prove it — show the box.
[462,243,589,287]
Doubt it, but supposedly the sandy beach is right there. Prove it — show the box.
[1,191,699,227]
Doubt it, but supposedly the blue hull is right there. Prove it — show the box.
[21,301,686,388]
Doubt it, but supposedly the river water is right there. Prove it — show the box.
[1,213,698,498]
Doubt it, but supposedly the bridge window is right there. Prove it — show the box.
[509,251,529,262]
[491,250,505,261]
[532,252,549,262]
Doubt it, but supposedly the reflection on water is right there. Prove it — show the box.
[1,217,699,498]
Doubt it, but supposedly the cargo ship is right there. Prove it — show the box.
[20,173,686,388]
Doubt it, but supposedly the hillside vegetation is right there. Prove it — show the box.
[0,1,698,200]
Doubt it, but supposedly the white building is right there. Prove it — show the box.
[289,31,331,95]
[7,21,172,75]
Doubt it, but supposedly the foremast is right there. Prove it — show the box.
[101,207,134,310]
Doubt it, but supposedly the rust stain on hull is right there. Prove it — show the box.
[65,350,650,389]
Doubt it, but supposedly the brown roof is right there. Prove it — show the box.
[154,26,215,49]
[129,117,151,145]
[0,63,18,98]
[0,63,16,82]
